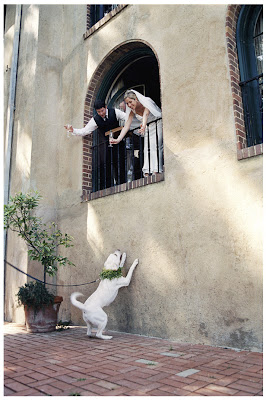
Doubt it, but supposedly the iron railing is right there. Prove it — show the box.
[92,118,163,192]
[239,73,263,147]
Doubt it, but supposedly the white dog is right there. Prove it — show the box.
[70,250,138,339]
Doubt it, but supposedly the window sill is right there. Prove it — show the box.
[81,172,164,202]
[237,143,263,160]
[84,5,128,40]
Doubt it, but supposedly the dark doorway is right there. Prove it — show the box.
[107,55,160,108]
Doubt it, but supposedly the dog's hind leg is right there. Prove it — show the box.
[82,311,93,337]
[95,310,113,340]
[86,322,92,337]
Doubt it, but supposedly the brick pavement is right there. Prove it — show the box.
[4,323,263,396]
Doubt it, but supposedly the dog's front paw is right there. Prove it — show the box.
[133,258,139,267]
[121,252,126,267]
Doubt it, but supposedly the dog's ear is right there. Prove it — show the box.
[104,254,119,270]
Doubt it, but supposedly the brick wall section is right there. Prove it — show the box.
[226,5,263,161]
[83,173,165,202]
[81,34,163,201]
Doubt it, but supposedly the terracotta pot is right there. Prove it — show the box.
[24,296,63,333]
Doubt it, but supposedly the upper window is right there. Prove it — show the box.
[89,4,118,28]
[236,5,263,147]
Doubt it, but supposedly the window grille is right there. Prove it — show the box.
[92,119,163,192]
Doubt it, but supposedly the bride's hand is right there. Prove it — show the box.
[110,137,120,145]
[138,125,145,135]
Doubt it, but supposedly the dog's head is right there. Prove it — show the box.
[104,250,124,271]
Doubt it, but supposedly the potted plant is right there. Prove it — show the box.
[4,191,75,332]
[16,281,64,333]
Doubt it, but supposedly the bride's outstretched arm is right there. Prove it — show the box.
[139,108,150,135]
[110,112,134,144]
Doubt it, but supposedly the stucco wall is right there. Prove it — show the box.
[4,4,263,351]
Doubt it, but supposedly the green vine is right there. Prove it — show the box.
[99,267,123,280]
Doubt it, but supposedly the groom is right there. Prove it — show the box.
[65,100,126,190]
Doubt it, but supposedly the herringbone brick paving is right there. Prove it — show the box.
[4,323,263,396]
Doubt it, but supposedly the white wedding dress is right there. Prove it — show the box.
[125,90,163,175]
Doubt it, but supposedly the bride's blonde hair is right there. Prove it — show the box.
[124,90,138,100]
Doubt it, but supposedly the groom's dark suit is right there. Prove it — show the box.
[93,109,125,190]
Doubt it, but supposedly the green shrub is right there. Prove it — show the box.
[16,281,54,312]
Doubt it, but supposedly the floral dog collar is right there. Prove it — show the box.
[99,267,123,280]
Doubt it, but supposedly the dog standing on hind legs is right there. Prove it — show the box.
[70,250,138,339]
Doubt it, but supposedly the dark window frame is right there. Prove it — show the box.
[236,5,263,147]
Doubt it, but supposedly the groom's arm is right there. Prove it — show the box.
[72,118,98,136]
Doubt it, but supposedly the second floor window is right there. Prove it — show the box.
[90,4,118,27]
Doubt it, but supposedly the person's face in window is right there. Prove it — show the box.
[119,101,126,112]
[125,97,138,111]
[96,107,107,119]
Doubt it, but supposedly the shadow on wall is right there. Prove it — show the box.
[5,5,40,322]
[5,4,76,322]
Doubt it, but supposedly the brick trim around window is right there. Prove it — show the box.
[80,40,163,202]
[226,5,263,161]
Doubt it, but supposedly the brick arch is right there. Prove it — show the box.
[226,5,263,160]
[81,40,162,200]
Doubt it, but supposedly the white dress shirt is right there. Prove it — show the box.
[72,109,126,136]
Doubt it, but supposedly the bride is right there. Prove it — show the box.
[110,89,163,176]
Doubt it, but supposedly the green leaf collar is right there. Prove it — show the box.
[100,267,123,280]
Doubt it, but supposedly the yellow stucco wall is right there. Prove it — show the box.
[4,4,263,350]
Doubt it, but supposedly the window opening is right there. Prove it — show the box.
[91,55,163,193]
[254,10,263,100]
[90,4,118,27]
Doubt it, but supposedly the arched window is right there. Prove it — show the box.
[236,5,263,147]
[81,42,164,201]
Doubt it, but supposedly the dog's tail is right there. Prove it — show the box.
[70,292,86,311]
